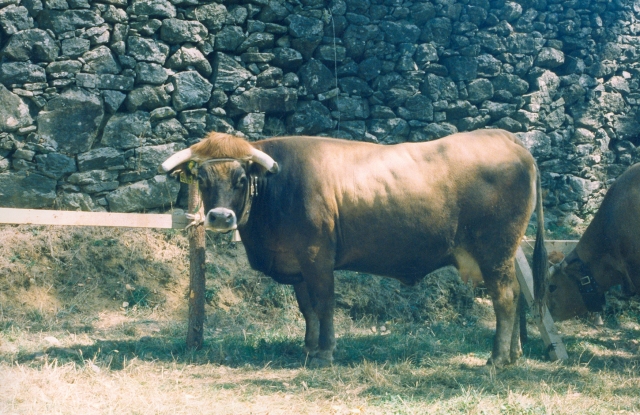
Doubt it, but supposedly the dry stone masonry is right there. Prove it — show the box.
[0,0,639,229]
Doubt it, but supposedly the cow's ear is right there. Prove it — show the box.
[161,160,198,184]
[177,161,199,184]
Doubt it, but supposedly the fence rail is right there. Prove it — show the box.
[0,207,189,229]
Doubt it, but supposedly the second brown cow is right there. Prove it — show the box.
[546,163,640,321]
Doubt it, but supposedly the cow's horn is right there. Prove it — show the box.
[161,148,193,172]
[250,148,279,173]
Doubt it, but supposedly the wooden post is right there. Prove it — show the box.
[186,182,206,350]
[515,245,569,361]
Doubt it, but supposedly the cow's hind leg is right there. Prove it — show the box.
[518,292,527,345]
[293,281,320,358]
[484,260,521,367]
[511,290,524,361]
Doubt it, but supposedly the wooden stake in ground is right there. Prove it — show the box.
[186,182,206,350]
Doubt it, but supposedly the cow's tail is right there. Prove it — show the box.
[531,165,549,308]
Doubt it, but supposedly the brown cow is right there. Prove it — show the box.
[546,162,640,321]
[161,129,548,367]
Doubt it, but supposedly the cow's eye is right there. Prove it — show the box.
[548,285,557,293]
[235,176,247,189]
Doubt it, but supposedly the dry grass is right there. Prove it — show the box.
[1,225,639,414]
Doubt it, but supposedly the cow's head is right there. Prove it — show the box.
[546,250,601,321]
[161,132,279,232]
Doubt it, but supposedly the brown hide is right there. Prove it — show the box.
[547,163,640,321]
[163,129,547,367]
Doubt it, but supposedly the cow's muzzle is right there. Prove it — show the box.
[205,208,237,231]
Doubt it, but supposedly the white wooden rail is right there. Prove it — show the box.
[0,207,189,229]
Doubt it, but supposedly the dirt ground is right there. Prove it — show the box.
[1,226,639,414]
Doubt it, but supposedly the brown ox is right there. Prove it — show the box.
[546,162,640,321]
[161,129,548,367]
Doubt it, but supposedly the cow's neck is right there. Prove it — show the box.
[237,174,258,227]
[569,250,606,312]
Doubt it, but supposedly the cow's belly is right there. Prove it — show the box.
[336,247,483,286]
[335,242,455,285]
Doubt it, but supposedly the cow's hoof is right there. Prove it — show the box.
[307,356,332,368]
[304,347,318,357]
[306,350,333,368]
[485,356,511,369]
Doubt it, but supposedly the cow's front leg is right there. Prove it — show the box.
[485,265,520,367]
[300,264,336,367]
[293,281,320,358]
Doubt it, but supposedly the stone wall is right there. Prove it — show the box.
[0,0,639,228]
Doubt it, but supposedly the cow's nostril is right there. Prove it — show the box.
[207,208,237,228]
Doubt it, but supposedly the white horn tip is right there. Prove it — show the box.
[160,161,174,173]
[161,148,193,172]
[250,148,279,173]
